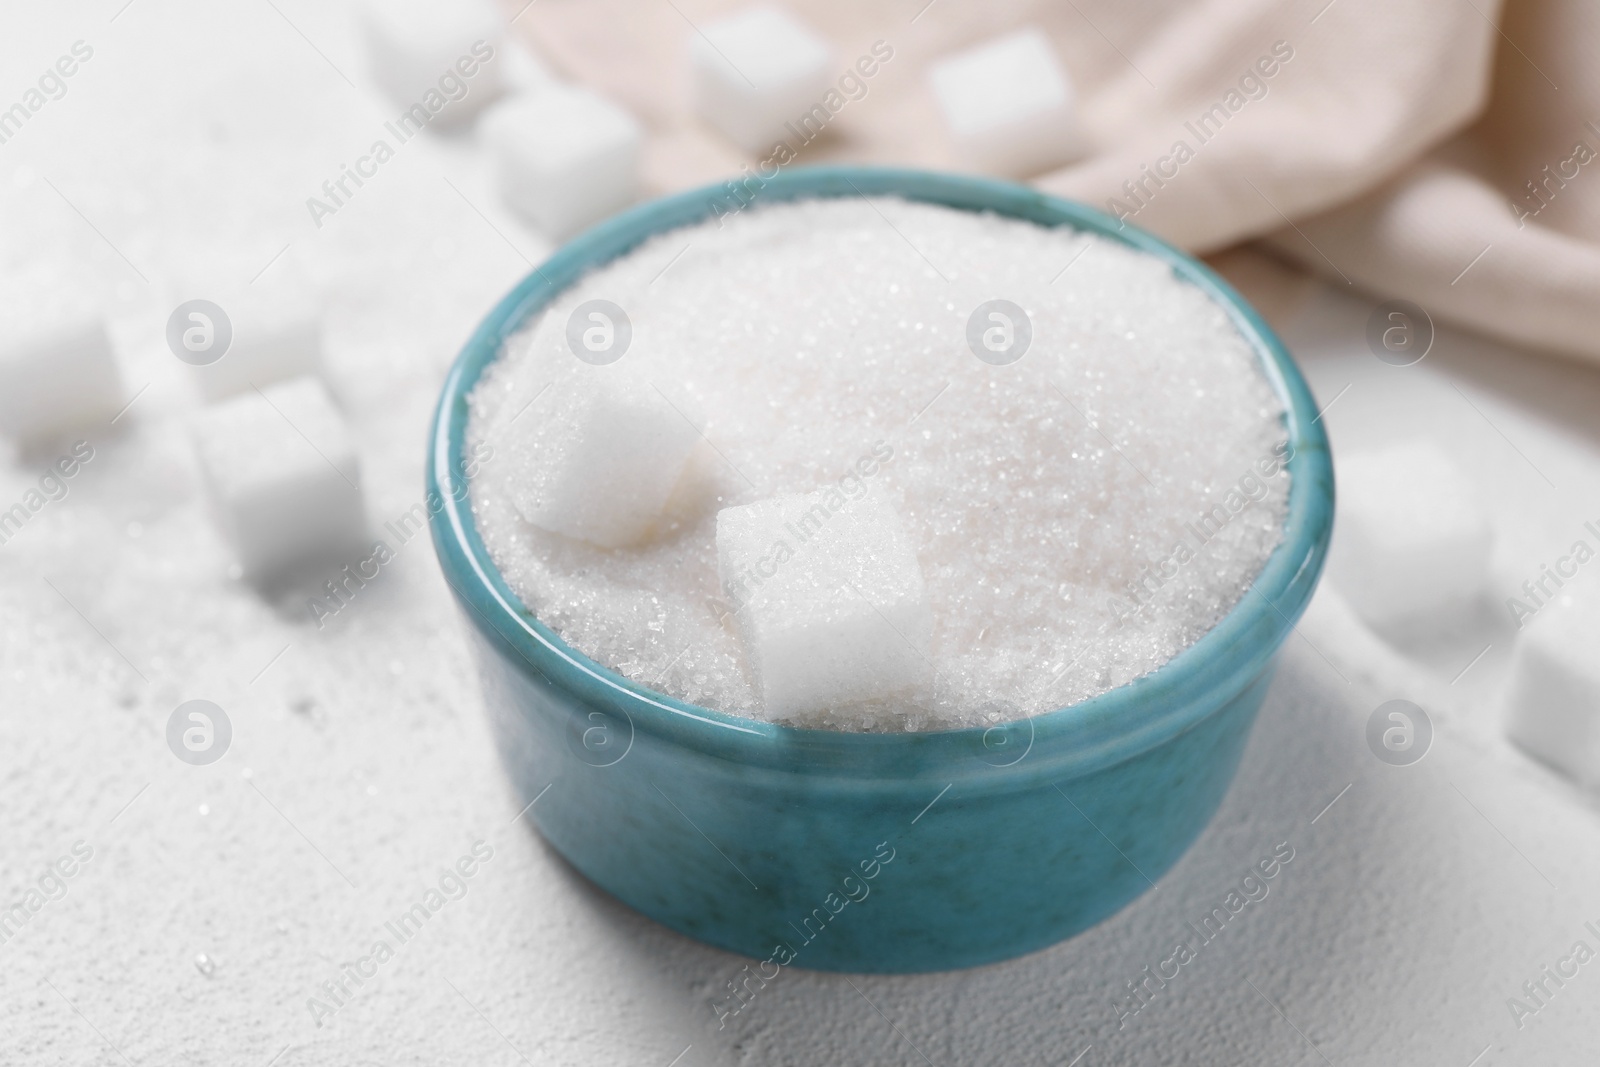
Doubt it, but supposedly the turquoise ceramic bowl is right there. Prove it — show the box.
[428,166,1334,974]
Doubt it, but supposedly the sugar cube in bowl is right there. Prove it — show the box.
[717,490,932,721]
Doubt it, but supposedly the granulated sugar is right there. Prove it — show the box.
[467,198,1289,730]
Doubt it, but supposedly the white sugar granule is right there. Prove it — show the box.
[467,198,1289,731]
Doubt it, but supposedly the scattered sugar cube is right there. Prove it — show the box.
[190,377,365,578]
[0,313,123,444]
[359,0,504,127]
[688,6,836,154]
[184,280,324,403]
[506,370,701,548]
[927,27,1086,178]
[1327,440,1492,632]
[482,87,642,239]
[1504,594,1600,787]
[717,490,931,721]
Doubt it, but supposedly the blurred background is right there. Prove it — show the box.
[3,1,1599,1064]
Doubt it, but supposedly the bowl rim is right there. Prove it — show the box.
[427,165,1334,783]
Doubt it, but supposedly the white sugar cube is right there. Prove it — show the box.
[688,6,836,154]
[184,281,323,403]
[1327,440,1492,632]
[507,370,701,548]
[482,87,642,239]
[190,377,365,578]
[502,40,557,94]
[359,0,504,127]
[0,313,123,444]
[717,490,931,720]
[927,27,1086,178]
[1504,595,1600,786]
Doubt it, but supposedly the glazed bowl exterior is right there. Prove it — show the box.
[427,166,1335,973]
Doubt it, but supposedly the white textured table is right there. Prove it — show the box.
[4,4,1600,1064]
